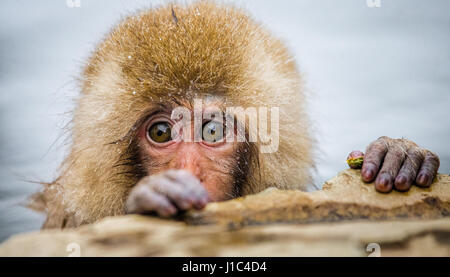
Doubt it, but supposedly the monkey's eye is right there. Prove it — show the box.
[148,122,172,143]
[202,121,224,143]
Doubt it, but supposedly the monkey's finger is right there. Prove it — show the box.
[394,147,424,191]
[374,142,406,193]
[126,185,177,217]
[415,150,440,187]
[361,136,389,183]
[150,177,202,210]
[165,170,209,206]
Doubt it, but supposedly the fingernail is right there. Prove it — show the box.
[362,168,374,181]
[195,200,207,209]
[378,175,389,186]
[160,207,176,218]
[395,175,410,191]
[417,173,430,186]
[200,197,209,207]
[395,175,407,185]
[375,173,392,193]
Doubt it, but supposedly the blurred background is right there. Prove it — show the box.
[0,0,449,242]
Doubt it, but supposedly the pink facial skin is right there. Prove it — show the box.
[137,107,239,202]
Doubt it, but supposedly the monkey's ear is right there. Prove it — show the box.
[27,190,46,213]
[26,181,58,213]
[28,182,76,229]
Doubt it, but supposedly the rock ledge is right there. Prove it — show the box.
[0,169,449,257]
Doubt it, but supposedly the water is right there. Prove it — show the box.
[0,0,449,242]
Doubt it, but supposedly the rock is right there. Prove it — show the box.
[0,169,449,257]
[185,170,450,227]
[1,215,449,257]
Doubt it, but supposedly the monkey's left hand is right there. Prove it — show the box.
[125,170,209,217]
[354,136,440,193]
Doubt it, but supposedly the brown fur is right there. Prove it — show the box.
[35,1,315,228]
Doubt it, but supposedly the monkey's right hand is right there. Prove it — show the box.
[125,170,209,217]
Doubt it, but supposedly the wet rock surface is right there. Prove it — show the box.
[1,169,449,257]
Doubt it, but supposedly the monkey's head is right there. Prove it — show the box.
[51,1,314,225]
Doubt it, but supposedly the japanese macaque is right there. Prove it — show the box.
[32,1,440,229]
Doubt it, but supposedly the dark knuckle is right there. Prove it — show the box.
[427,151,440,165]
[403,138,418,148]
[428,151,439,160]
[408,146,422,158]
[391,146,405,156]
[370,140,384,149]
[363,160,377,168]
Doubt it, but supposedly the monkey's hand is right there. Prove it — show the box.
[125,170,209,217]
[356,136,440,193]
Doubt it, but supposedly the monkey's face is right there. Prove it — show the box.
[135,102,245,202]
